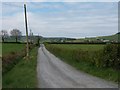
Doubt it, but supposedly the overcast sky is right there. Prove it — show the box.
[1,2,118,38]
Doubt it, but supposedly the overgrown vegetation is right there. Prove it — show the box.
[3,47,38,88]
[2,43,35,75]
[45,44,119,82]
[2,43,26,74]
[101,44,120,69]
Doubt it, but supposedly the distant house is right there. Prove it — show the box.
[60,40,63,42]
[103,40,110,42]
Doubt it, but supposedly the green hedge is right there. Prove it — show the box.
[101,44,120,69]
[45,44,120,70]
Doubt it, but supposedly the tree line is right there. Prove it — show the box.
[0,29,22,43]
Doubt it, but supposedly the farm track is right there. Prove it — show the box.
[37,44,118,88]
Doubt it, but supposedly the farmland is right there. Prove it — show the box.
[69,33,120,43]
[46,44,105,51]
[45,44,119,82]
[2,43,25,55]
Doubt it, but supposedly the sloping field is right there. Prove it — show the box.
[73,33,120,42]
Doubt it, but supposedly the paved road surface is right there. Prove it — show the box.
[37,45,118,88]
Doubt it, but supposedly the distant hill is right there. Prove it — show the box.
[72,33,120,43]
[41,37,76,42]
[96,33,119,42]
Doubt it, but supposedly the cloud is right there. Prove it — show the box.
[1,2,118,38]
[29,2,65,9]
[2,2,24,17]
[1,0,120,2]
[2,12,25,34]
[0,3,2,30]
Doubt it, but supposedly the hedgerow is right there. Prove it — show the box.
[45,44,120,70]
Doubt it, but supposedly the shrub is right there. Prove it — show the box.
[101,44,120,69]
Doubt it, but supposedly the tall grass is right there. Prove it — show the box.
[45,44,119,82]
[2,43,35,75]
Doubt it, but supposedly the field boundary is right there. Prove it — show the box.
[46,42,120,44]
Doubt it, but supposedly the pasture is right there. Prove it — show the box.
[47,44,105,51]
[2,43,25,55]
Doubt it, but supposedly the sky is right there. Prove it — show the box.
[1,2,118,38]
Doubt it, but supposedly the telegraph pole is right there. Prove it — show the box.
[24,4,29,57]
[30,29,32,44]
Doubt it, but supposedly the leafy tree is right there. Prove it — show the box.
[10,29,22,42]
[0,30,8,42]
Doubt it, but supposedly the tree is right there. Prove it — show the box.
[10,29,22,42]
[0,30,8,42]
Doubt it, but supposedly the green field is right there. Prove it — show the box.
[3,47,38,88]
[45,44,118,82]
[2,43,25,55]
[0,43,2,57]
[97,33,119,41]
[48,44,105,51]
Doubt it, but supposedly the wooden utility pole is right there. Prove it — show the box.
[30,29,32,44]
[24,4,29,57]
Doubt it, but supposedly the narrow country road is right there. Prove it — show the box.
[37,44,118,88]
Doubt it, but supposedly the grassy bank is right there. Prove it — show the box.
[3,47,38,88]
[2,43,26,74]
[45,44,118,83]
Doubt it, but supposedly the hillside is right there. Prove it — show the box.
[72,33,120,43]
[96,33,120,42]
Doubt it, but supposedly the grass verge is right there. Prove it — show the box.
[3,47,38,88]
